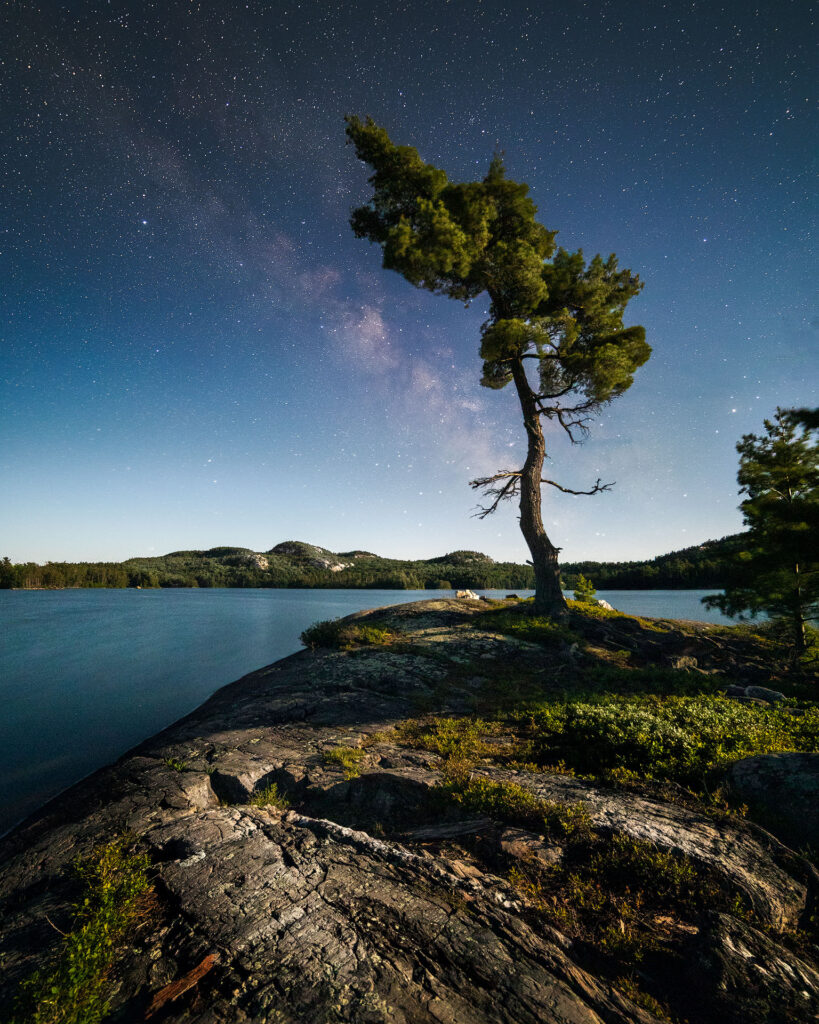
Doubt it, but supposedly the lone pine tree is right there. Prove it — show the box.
[346,117,650,616]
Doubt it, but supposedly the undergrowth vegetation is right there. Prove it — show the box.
[474,607,582,647]
[300,618,399,650]
[249,782,290,809]
[323,745,366,778]
[441,770,593,841]
[521,695,819,790]
[10,837,152,1024]
[508,830,754,994]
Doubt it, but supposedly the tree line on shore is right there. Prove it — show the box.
[0,535,748,592]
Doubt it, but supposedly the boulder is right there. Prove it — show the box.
[744,685,787,703]
[726,752,819,849]
[597,599,615,611]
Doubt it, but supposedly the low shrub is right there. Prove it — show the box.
[12,838,152,1024]
[526,694,819,789]
[509,830,753,975]
[300,618,398,650]
[394,717,500,760]
[441,771,592,841]
[323,745,366,778]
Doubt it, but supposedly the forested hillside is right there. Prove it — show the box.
[0,543,532,590]
[0,535,744,590]
[559,534,748,590]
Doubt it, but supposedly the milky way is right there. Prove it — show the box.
[2,0,816,562]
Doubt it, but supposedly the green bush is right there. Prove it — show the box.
[527,695,819,788]
[395,717,499,760]
[300,618,397,650]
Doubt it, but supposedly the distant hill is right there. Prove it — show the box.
[0,534,746,590]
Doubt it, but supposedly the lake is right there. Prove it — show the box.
[0,587,735,835]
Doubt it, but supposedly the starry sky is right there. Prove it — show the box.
[2,0,816,565]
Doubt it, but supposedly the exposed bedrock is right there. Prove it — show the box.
[0,599,816,1023]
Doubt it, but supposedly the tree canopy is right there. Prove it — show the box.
[345,116,650,615]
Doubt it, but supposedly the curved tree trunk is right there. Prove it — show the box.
[511,361,569,619]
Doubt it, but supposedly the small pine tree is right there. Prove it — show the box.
[573,575,597,603]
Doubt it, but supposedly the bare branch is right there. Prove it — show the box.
[534,383,576,406]
[45,914,68,937]
[469,470,521,488]
[469,470,521,519]
[469,467,612,517]
[541,476,614,496]
[552,408,596,442]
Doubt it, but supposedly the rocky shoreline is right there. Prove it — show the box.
[1,598,817,1023]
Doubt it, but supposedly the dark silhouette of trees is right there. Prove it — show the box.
[345,117,649,616]
[704,409,818,653]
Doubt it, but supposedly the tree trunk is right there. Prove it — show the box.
[793,562,806,654]
[511,361,568,619]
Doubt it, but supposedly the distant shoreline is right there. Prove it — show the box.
[1,534,745,592]
[4,583,725,592]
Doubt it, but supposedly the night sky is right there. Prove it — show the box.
[3,0,816,565]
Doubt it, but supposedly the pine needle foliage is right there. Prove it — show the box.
[705,408,819,653]
[345,116,650,616]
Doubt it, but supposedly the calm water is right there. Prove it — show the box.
[0,587,733,835]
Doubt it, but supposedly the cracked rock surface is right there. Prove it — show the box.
[0,598,816,1023]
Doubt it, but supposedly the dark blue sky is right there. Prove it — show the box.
[2,0,816,563]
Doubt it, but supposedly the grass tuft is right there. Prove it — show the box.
[248,782,290,809]
[440,768,593,842]
[323,745,366,779]
[474,607,582,647]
